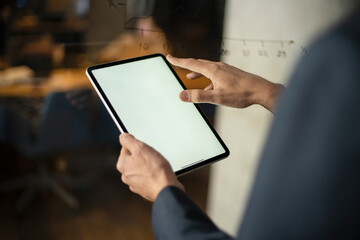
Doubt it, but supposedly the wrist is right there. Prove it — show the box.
[256,81,284,113]
[154,169,184,200]
[162,174,184,193]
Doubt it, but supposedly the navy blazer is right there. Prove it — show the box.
[152,10,360,240]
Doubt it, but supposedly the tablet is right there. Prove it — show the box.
[86,53,229,175]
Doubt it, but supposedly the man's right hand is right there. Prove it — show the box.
[167,55,284,113]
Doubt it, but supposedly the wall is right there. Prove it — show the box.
[207,0,357,236]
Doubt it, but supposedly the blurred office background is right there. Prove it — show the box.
[0,0,224,239]
[0,0,358,239]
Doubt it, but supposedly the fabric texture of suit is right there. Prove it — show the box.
[152,10,360,240]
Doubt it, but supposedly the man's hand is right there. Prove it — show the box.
[167,55,284,113]
[116,133,184,202]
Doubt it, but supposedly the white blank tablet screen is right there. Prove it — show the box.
[91,56,226,172]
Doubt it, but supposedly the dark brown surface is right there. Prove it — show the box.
[0,149,210,240]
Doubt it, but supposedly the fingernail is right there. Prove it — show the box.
[180,91,190,101]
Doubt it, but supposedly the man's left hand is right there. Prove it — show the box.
[117,133,184,202]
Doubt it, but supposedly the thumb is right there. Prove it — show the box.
[179,90,215,104]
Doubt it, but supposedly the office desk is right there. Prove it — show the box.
[0,67,211,98]
[0,31,212,98]
[0,68,89,98]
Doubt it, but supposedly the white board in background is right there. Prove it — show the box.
[207,0,357,236]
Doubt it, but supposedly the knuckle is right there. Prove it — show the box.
[180,57,195,66]
[121,174,128,183]
[214,89,225,101]
[210,64,222,76]
[192,91,203,102]
[217,61,226,67]
[133,144,143,156]
[129,186,136,193]
[116,159,123,172]
[138,142,146,149]
[213,93,223,104]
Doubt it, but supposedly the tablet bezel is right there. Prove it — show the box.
[86,53,229,175]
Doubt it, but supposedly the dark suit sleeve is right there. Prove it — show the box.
[152,186,234,240]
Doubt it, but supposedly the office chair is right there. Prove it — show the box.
[0,89,118,213]
[0,104,36,212]
[0,104,32,149]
